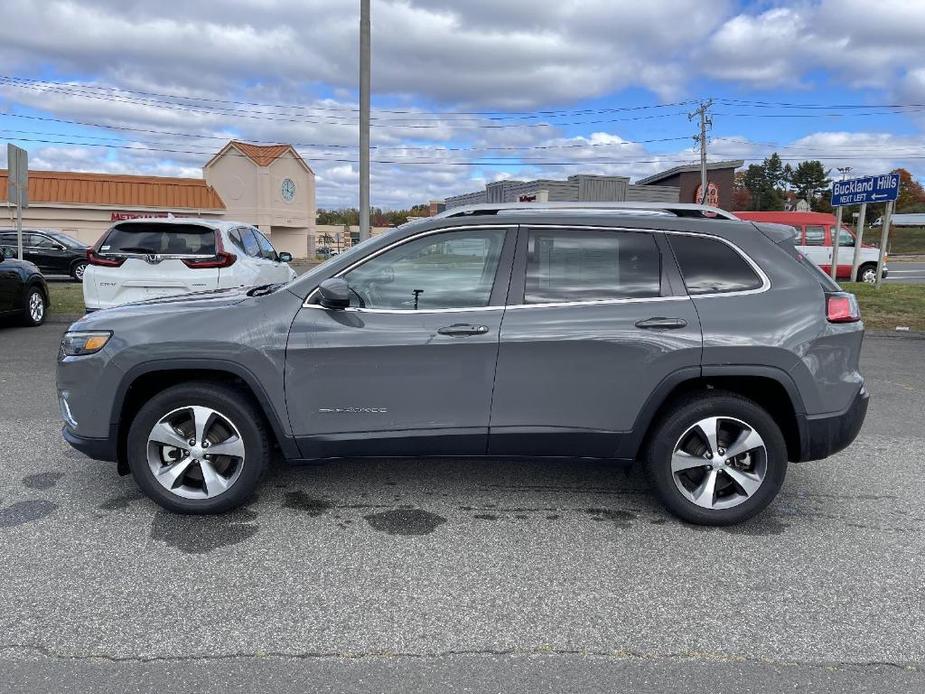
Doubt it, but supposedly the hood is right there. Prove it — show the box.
[70,286,251,330]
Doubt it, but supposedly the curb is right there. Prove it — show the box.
[866,329,925,340]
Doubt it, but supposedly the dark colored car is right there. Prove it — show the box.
[57,203,868,525]
[0,246,49,326]
[0,229,90,282]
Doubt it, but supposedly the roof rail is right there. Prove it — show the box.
[435,201,739,220]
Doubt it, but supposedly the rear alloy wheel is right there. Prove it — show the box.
[127,383,269,513]
[72,261,88,282]
[645,392,787,525]
[22,288,46,327]
[857,264,878,284]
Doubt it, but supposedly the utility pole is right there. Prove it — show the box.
[689,99,713,204]
[830,168,851,281]
[358,0,371,242]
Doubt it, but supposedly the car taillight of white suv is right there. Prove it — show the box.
[83,218,296,312]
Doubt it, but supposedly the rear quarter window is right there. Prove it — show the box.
[669,235,763,295]
[100,223,216,256]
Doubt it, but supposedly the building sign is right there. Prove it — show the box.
[110,211,170,222]
[694,182,719,207]
[518,194,538,203]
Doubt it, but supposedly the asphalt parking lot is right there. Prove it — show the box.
[1,321,924,692]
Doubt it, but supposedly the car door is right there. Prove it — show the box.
[285,225,515,458]
[24,233,64,274]
[0,253,22,312]
[488,225,702,458]
[802,224,832,273]
[227,227,264,288]
[253,229,292,283]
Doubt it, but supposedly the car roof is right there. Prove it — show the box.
[108,217,245,231]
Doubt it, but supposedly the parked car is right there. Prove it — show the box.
[83,218,297,311]
[57,203,868,525]
[0,245,49,326]
[734,211,887,283]
[0,229,90,281]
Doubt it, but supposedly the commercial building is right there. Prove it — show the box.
[0,140,316,258]
[445,162,744,211]
[635,160,744,211]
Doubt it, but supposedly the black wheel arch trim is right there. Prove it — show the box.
[619,364,808,460]
[111,359,300,460]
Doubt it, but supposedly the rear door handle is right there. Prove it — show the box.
[437,323,490,336]
[635,317,688,330]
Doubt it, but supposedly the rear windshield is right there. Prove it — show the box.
[100,223,216,256]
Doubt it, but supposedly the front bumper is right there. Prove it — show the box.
[62,426,117,462]
[796,385,869,462]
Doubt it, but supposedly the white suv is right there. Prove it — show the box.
[83,218,297,311]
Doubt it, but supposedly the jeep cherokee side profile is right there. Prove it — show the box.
[57,205,868,525]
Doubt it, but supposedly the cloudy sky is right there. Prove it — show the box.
[1,0,925,208]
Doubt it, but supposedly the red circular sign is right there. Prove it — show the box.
[695,182,719,207]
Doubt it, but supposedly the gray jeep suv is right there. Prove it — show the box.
[57,205,868,524]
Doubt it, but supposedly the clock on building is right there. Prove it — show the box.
[281,178,296,202]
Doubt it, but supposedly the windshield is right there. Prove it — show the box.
[100,223,217,255]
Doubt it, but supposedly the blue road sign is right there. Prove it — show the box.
[831,173,900,207]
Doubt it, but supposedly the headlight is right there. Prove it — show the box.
[61,331,112,356]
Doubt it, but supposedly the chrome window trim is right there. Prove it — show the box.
[301,223,771,311]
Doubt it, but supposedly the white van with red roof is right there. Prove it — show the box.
[735,211,887,283]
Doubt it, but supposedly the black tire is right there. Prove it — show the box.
[71,260,89,282]
[644,391,788,525]
[126,382,269,514]
[20,286,47,327]
[857,263,878,284]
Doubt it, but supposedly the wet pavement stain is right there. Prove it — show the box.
[149,507,259,554]
[473,513,498,520]
[546,514,560,520]
[0,500,58,528]
[583,508,637,528]
[283,491,333,517]
[22,472,64,490]
[98,491,144,511]
[364,509,446,536]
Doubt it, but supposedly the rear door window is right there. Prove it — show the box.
[669,234,763,295]
[253,230,277,260]
[524,228,661,303]
[100,223,216,255]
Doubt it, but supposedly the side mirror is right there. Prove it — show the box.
[0,247,13,260]
[318,278,351,310]
[278,251,293,263]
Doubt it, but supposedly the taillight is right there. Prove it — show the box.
[86,247,125,268]
[182,231,237,269]
[826,292,861,323]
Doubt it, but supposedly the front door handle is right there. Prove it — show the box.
[635,317,688,330]
[437,323,490,336]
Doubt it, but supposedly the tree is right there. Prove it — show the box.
[894,168,925,212]
[763,153,786,190]
[742,162,783,210]
[788,161,831,211]
[732,171,752,210]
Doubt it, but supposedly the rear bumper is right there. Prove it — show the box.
[796,386,869,462]
[62,426,117,462]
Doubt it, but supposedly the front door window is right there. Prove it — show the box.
[343,229,506,310]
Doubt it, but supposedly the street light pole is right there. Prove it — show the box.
[358,0,371,242]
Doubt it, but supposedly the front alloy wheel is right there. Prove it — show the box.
[127,382,269,514]
[147,406,246,500]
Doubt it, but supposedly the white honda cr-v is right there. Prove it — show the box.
[83,218,297,311]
